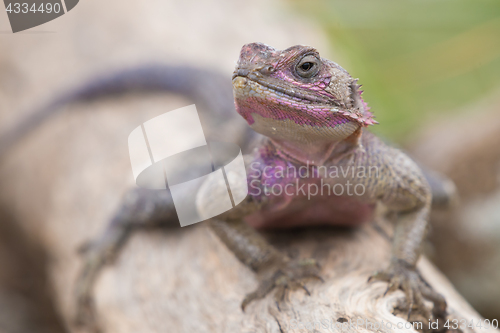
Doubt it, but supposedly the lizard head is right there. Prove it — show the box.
[232,43,377,144]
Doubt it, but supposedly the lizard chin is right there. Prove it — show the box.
[233,77,361,144]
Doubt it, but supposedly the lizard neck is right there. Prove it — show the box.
[269,128,362,166]
[269,139,338,165]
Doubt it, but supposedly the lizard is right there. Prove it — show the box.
[0,43,454,331]
[211,42,448,315]
[70,42,449,330]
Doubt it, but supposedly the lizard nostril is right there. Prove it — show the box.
[259,65,274,75]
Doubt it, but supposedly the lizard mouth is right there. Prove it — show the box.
[233,74,332,105]
[233,75,376,127]
[233,74,331,105]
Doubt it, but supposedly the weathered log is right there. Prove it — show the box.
[72,213,492,333]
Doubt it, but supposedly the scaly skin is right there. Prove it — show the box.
[205,43,447,319]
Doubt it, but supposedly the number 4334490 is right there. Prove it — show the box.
[6,3,61,14]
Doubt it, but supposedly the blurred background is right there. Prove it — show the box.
[0,0,499,331]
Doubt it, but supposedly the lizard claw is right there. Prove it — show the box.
[369,260,447,321]
[241,258,322,312]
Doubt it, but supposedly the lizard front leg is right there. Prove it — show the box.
[370,207,447,320]
[368,150,447,321]
[209,217,321,310]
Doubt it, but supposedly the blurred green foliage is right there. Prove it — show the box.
[290,0,500,141]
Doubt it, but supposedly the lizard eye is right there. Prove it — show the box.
[296,55,320,78]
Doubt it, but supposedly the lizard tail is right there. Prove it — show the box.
[0,65,247,159]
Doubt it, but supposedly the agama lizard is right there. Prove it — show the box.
[211,42,448,316]
[0,43,453,331]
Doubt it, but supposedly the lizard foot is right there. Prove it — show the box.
[241,258,322,311]
[369,260,447,321]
